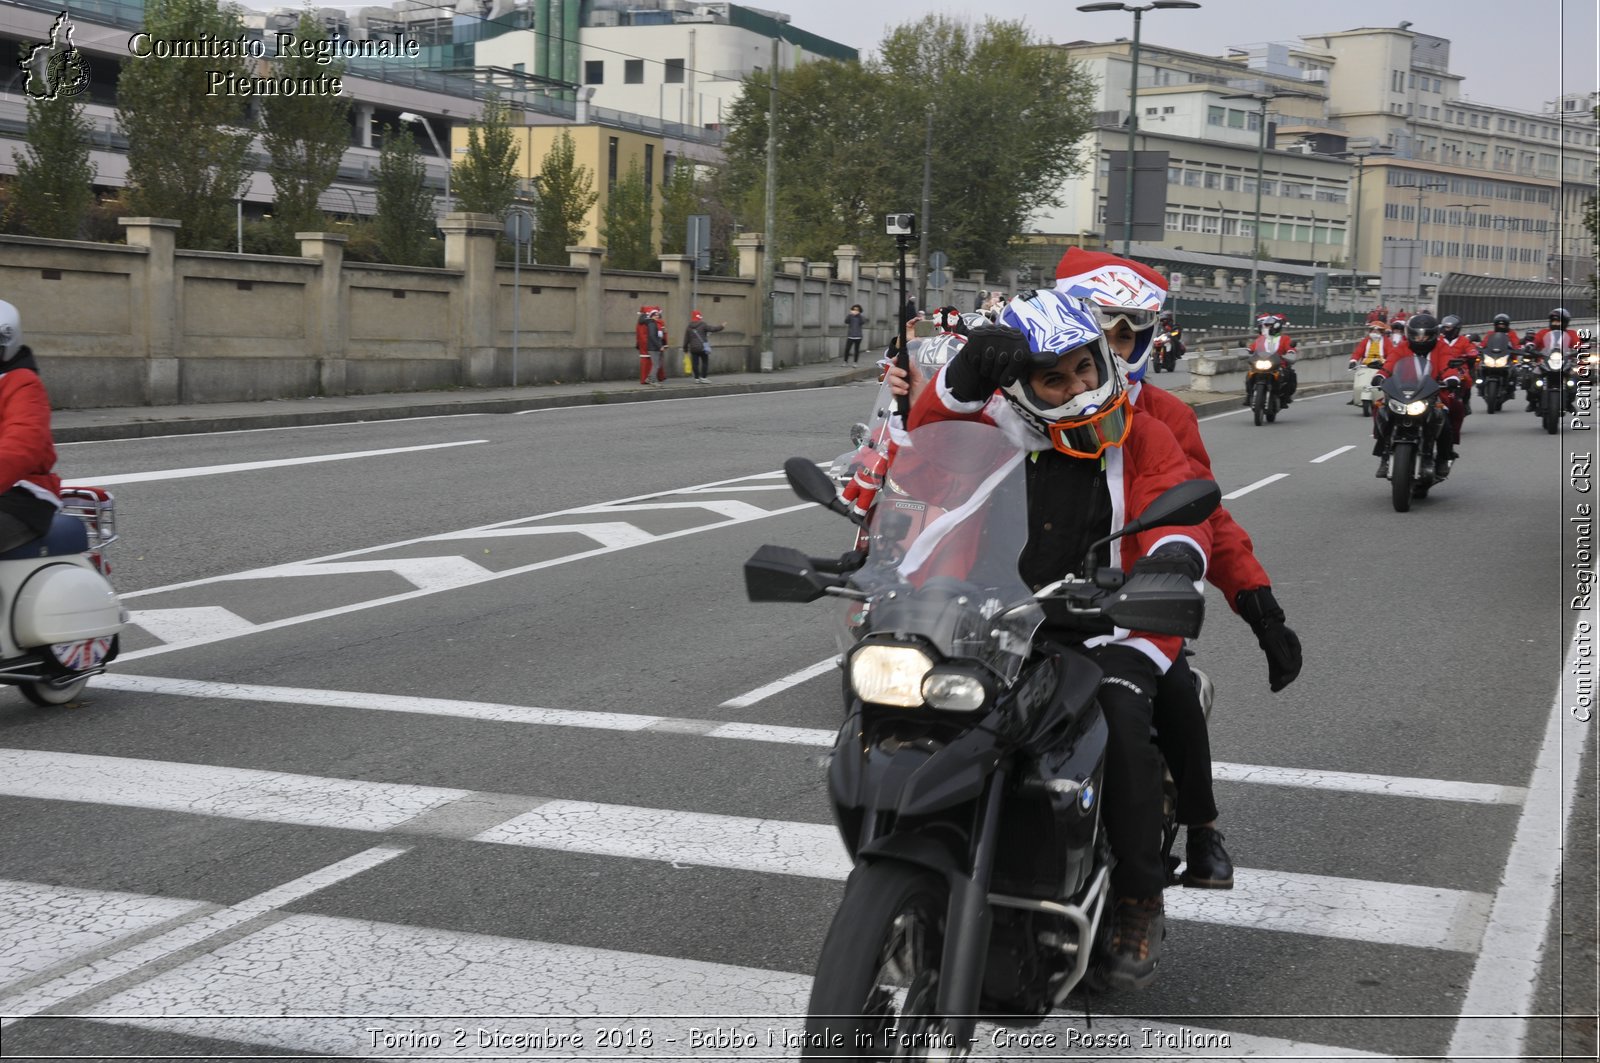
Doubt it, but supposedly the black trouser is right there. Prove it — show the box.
[1279,362,1298,401]
[1089,645,1167,898]
[691,350,709,379]
[1151,654,1217,827]
[843,337,862,361]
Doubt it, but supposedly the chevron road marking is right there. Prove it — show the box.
[122,606,257,646]
[0,748,1490,953]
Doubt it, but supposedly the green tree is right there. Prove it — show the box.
[601,160,655,270]
[374,125,437,266]
[723,16,1095,278]
[454,94,521,217]
[115,0,253,249]
[659,158,698,256]
[258,14,352,250]
[12,64,96,239]
[531,130,598,264]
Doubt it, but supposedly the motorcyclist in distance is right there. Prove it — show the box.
[1372,313,1465,481]
[0,301,62,553]
[1245,314,1297,408]
[1436,315,1478,414]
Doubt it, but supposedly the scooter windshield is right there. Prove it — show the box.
[839,419,1043,683]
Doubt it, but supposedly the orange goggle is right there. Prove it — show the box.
[1046,395,1133,459]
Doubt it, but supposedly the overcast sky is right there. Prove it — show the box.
[753,0,1596,116]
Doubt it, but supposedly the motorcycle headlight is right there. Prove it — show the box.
[1390,398,1427,416]
[1253,359,1273,371]
[850,645,934,708]
[1549,354,1564,370]
[1483,355,1507,368]
[921,668,991,712]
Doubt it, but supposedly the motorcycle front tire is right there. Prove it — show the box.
[1252,383,1265,426]
[1543,408,1560,435]
[1361,398,1373,417]
[804,861,950,1059]
[1266,388,1279,423]
[1485,380,1500,414]
[1391,441,1416,513]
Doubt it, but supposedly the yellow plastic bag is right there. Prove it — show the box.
[682,353,693,375]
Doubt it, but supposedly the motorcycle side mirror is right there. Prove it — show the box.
[848,422,869,448]
[1079,479,1221,577]
[784,456,864,526]
[743,544,839,603]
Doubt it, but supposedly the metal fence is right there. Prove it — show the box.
[1437,272,1597,325]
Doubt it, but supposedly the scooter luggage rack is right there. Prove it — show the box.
[58,487,118,550]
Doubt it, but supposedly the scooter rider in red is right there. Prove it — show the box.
[1055,248,1303,893]
[1372,313,1465,481]
[1244,314,1297,408]
[0,301,62,553]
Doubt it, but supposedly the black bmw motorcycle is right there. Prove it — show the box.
[1529,337,1585,435]
[1475,334,1517,414]
[744,419,1217,1058]
[1376,357,1450,513]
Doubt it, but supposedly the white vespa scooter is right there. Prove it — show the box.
[0,486,125,705]
[1350,361,1383,416]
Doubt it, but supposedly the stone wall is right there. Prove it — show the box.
[1,215,991,409]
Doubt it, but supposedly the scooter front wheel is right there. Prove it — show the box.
[805,861,951,1059]
[1361,399,1373,417]
[21,675,91,706]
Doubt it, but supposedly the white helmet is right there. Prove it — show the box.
[1056,265,1166,384]
[0,301,21,361]
[995,290,1131,458]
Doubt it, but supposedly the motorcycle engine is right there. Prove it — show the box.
[979,911,1053,1021]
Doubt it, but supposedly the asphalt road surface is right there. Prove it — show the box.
[0,378,1593,1061]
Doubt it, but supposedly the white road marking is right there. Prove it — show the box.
[70,441,487,486]
[0,848,408,1026]
[121,469,803,601]
[94,674,1530,799]
[720,656,838,709]
[1310,444,1357,463]
[0,749,1489,950]
[1210,761,1528,805]
[1222,472,1290,499]
[509,384,859,413]
[0,883,204,993]
[1447,618,1595,1059]
[1197,406,1251,422]
[264,556,495,593]
[124,606,256,645]
[440,522,657,547]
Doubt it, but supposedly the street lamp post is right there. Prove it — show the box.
[1077,1,1202,256]
[399,111,451,214]
[1410,179,1447,303]
[1222,86,1314,328]
[1331,146,1392,320]
[1445,201,1488,275]
[919,102,933,314]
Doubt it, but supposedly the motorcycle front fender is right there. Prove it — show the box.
[827,705,1005,828]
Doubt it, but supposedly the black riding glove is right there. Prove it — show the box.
[1235,586,1302,693]
[944,325,1054,403]
[1130,542,1205,582]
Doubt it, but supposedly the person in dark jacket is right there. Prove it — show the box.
[842,305,865,363]
[683,311,726,383]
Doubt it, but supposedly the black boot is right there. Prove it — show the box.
[1181,826,1234,889]
[1375,455,1390,479]
[1104,894,1166,990]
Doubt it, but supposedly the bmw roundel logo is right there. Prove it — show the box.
[1078,780,1096,812]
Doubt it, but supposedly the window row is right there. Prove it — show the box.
[1165,167,1346,202]
[584,57,685,85]
[1161,211,1345,244]
[1205,106,1261,131]
[1385,170,1555,203]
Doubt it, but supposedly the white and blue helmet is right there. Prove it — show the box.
[0,301,21,361]
[996,289,1132,458]
[1053,249,1168,384]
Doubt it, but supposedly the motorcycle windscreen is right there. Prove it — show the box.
[841,419,1042,683]
[1380,357,1440,402]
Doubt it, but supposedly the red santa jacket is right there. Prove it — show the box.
[1248,333,1296,359]
[1378,343,1465,386]
[0,353,60,506]
[1533,328,1583,354]
[909,375,1213,673]
[1131,382,1269,611]
[1436,335,1477,384]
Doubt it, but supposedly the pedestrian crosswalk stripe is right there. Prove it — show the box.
[0,882,205,995]
[0,890,1400,1059]
[91,674,1530,799]
[0,749,1489,952]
